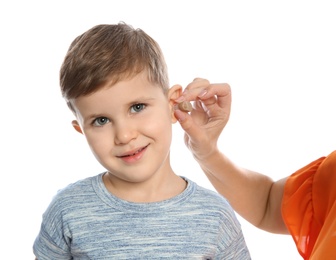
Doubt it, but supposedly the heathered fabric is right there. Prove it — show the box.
[33,174,251,259]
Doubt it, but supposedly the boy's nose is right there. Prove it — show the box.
[114,120,137,145]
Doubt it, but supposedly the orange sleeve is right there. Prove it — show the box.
[282,150,336,260]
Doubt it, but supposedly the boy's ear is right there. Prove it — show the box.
[72,120,83,134]
[168,84,182,123]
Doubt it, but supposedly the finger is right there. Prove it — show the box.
[184,78,210,92]
[179,82,231,107]
[174,78,210,102]
[194,83,231,112]
[199,95,217,107]
[198,83,231,104]
[174,109,204,140]
[198,84,232,118]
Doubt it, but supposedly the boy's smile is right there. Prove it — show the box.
[116,144,149,163]
[71,71,184,201]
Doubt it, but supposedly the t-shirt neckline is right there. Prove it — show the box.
[92,173,195,213]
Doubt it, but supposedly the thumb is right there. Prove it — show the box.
[174,110,203,140]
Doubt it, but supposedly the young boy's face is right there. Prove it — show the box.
[71,71,181,185]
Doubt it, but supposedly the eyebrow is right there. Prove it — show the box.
[127,96,156,104]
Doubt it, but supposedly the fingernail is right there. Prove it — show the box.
[198,89,207,98]
[200,100,208,111]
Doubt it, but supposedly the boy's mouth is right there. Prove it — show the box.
[118,145,149,158]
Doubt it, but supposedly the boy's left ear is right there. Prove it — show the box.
[168,84,182,122]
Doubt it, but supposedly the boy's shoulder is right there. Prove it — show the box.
[56,174,100,195]
[42,173,104,218]
[48,173,103,208]
[185,177,231,208]
[184,178,240,227]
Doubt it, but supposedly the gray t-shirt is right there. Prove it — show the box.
[33,174,251,259]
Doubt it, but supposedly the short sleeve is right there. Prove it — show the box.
[33,196,72,259]
[217,202,251,259]
[282,150,336,259]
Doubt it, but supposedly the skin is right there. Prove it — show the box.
[173,78,289,234]
[71,71,186,203]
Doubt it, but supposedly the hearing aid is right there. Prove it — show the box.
[177,101,192,112]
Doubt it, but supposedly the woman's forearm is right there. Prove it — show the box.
[196,150,289,234]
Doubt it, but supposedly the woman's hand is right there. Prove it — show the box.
[174,78,231,161]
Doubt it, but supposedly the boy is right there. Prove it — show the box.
[33,22,251,259]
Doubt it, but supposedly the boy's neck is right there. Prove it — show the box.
[102,172,187,203]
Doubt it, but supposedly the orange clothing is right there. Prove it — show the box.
[282,150,336,260]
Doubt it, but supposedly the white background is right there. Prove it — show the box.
[1,1,335,259]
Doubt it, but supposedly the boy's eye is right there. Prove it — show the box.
[93,117,110,126]
[130,103,146,113]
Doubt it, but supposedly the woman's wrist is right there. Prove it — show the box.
[193,147,222,167]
